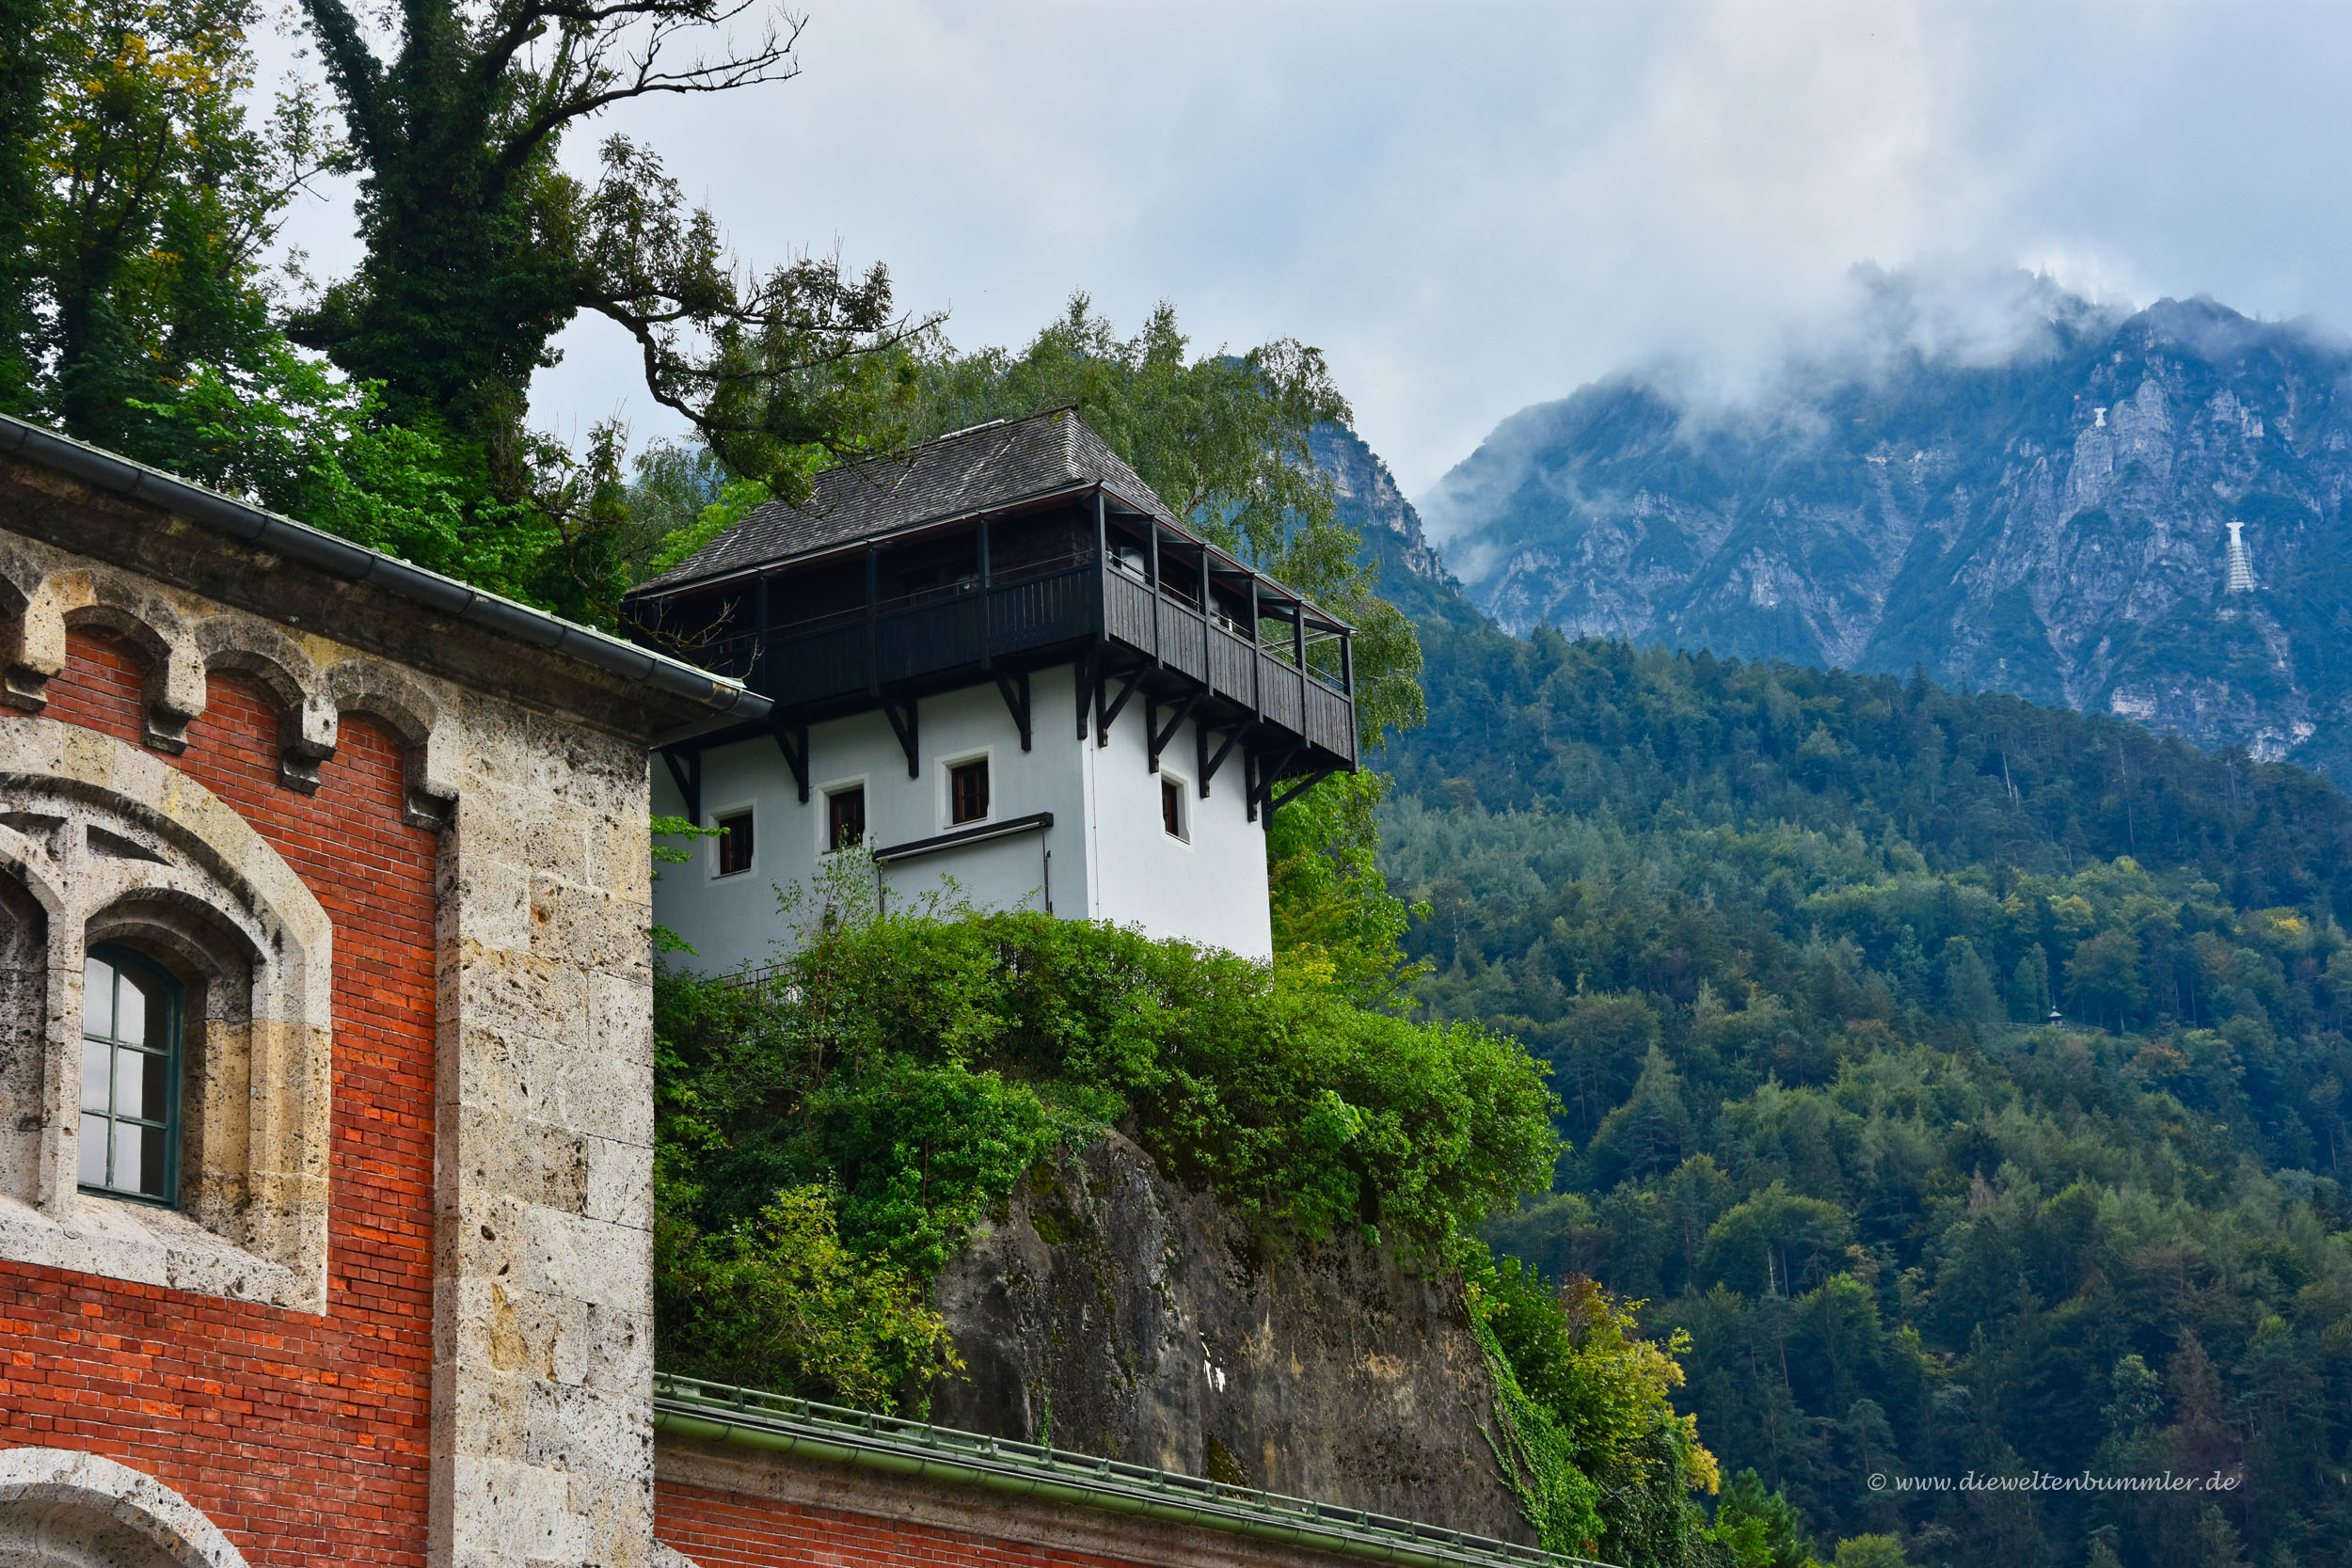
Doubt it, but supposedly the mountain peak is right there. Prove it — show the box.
[1418,286,2352,779]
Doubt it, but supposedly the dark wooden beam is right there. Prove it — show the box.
[994,669,1032,752]
[1252,742,1303,828]
[1097,662,1145,747]
[1146,691,1197,774]
[1269,766,1338,817]
[660,748,702,825]
[1199,721,1242,798]
[1075,647,1095,739]
[771,721,809,803]
[882,698,919,779]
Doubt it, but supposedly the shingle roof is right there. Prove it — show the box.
[638,408,1182,595]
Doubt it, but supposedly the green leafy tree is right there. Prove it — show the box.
[1831,1536,1904,1568]
[1940,937,1999,1029]
[294,0,921,455]
[0,0,43,409]
[1,0,335,453]
[1712,1469,1818,1568]
[1265,768,1425,1006]
[654,1182,960,1409]
[2066,928,2148,1031]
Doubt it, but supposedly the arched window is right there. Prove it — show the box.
[79,945,180,1205]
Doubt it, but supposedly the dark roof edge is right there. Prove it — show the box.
[0,413,771,727]
[636,475,1351,632]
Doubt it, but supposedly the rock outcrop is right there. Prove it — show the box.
[930,1132,1532,1545]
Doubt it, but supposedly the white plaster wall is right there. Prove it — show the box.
[653,670,1095,975]
[1082,703,1273,962]
[651,664,1274,969]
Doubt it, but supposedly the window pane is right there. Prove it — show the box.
[119,1048,169,1122]
[1163,781,1184,839]
[79,1114,109,1185]
[950,761,989,825]
[139,975,169,1053]
[83,955,112,1037]
[830,787,866,851]
[115,970,148,1046]
[716,811,754,876]
[82,1037,111,1113]
[133,1125,168,1198]
[112,1119,143,1194]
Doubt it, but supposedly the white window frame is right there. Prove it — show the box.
[1157,767,1194,846]
[937,746,996,833]
[817,773,871,858]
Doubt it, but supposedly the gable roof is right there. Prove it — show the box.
[637,408,1182,595]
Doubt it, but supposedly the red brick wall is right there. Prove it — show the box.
[656,1478,1153,1568]
[2,631,439,1564]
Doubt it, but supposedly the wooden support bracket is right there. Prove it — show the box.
[1096,663,1144,748]
[1268,765,1337,818]
[660,748,703,825]
[1146,691,1198,774]
[994,670,1033,752]
[882,699,920,779]
[772,722,810,803]
[1198,722,1242,799]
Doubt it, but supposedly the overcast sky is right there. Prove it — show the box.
[273,0,2352,495]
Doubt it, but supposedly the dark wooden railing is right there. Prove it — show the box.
[696,559,1354,766]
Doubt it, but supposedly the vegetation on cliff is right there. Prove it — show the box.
[1385,623,2352,1568]
[651,836,1756,1565]
[650,864,1553,1392]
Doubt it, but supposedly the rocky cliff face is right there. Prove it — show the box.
[1420,293,2352,782]
[1311,422,1455,589]
[930,1132,1532,1545]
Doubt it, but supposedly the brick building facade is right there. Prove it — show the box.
[0,415,765,1566]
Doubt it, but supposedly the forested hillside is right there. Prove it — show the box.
[1378,615,2352,1568]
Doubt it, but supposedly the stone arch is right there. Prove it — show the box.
[320,655,459,827]
[0,717,332,1311]
[0,1448,251,1567]
[31,570,207,752]
[192,616,336,791]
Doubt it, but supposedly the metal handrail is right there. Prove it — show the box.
[651,1373,1619,1568]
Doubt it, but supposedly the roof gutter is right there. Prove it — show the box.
[650,1391,1614,1568]
[0,414,771,731]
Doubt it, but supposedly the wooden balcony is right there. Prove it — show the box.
[679,554,1356,775]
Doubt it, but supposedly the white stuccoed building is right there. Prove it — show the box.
[627,409,1361,971]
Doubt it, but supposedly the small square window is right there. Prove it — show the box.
[949,759,990,825]
[827,785,866,852]
[1161,779,1188,842]
[715,810,755,876]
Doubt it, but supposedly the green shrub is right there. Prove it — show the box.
[653,895,1561,1405]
